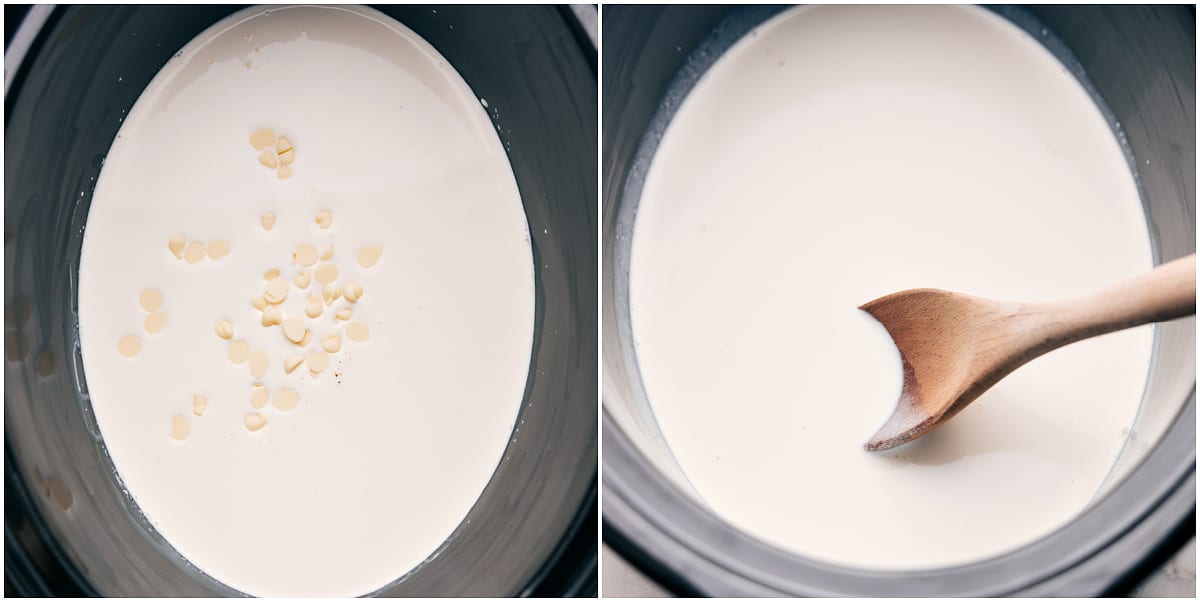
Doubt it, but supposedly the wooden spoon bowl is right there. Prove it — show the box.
[860,254,1196,451]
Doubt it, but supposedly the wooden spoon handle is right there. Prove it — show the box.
[1041,254,1195,346]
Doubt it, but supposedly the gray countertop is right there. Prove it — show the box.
[602,538,1196,598]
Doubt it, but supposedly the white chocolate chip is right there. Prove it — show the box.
[335,308,353,321]
[262,305,282,327]
[171,415,191,441]
[251,296,267,311]
[277,165,293,179]
[144,311,168,334]
[168,235,186,259]
[315,210,332,229]
[320,333,342,353]
[305,294,323,318]
[264,268,280,280]
[322,283,342,305]
[277,139,294,165]
[305,350,329,374]
[284,354,304,373]
[250,384,268,409]
[184,241,206,264]
[299,330,312,347]
[343,280,363,303]
[227,339,250,364]
[139,288,164,312]
[321,244,334,260]
[357,244,383,268]
[295,243,318,267]
[345,320,370,342]
[315,262,338,285]
[244,413,267,432]
[258,150,278,169]
[272,388,299,411]
[249,349,269,379]
[282,317,306,343]
[214,320,233,339]
[264,278,289,304]
[117,335,142,357]
[293,269,311,289]
[207,239,230,260]
[261,212,276,231]
[192,394,207,416]
[249,128,275,150]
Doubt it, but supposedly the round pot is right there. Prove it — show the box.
[5,5,597,596]
[602,5,1195,596]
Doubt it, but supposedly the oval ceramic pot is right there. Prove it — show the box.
[5,5,597,596]
[602,5,1195,597]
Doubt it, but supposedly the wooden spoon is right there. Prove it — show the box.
[860,254,1196,452]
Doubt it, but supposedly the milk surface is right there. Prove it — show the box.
[630,5,1153,569]
[78,5,533,596]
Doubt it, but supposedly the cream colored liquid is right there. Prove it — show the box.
[630,5,1154,570]
[78,6,533,596]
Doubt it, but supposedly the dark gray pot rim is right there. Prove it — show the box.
[602,5,1195,597]
[4,5,597,597]
[604,404,1195,597]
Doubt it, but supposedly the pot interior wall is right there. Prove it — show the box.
[1021,5,1198,497]
[5,5,596,596]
